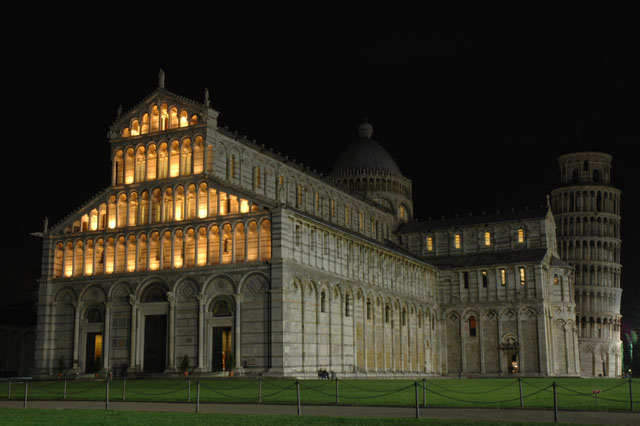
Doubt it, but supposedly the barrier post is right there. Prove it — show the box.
[23,380,28,409]
[335,377,339,405]
[518,378,523,408]
[296,380,301,415]
[423,378,427,408]
[553,381,558,423]
[629,376,634,412]
[188,379,191,402]
[414,381,420,419]
[122,377,126,401]
[105,379,110,410]
[196,379,200,413]
[63,378,67,400]
[258,378,262,403]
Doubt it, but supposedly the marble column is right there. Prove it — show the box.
[167,292,176,371]
[72,301,83,371]
[128,295,138,373]
[234,293,243,373]
[103,301,111,371]
[197,293,206,371]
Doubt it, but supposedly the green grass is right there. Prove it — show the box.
[1,377,638,412]
[0,408,601,426]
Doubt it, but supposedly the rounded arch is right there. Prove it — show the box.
[135,276,171,300]
[79,284,107,303]
[173,276,201,302]
[238,272,270,297]
[54,286,77,305]
[202,274,236,296]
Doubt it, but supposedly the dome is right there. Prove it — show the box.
[332,121,402,175]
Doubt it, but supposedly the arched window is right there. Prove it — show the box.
[139,191,149,225]
[86,307,103,323]
[162,231,172,269]
[385,304,390,323]
[107,196,117,229]
[572,170,579,183]
[320,291,327,313]
[126,235,136,272]
[484,231,491,246]
[184,228,196,267]
[454,233,461,249]
[95,239,105,274]
[170,141,180,177]
[517,228,525,243]
[53,243,63,278]
[141,112,150,134]
[158,143,168,179]
[222,224,232,264]
[209,225,220,265]
[113,150,124,185]
[426,236,433,252]
[259,220,271,261]
[174,186,185,221]
[138,234,147,272]
[170,107,178,129]
[135,146,146,182]
[160,103,168,131]
[198,183,208,218]
[149,232,160,271]
[117,194,127,228]
[212,299,231,317]
[147,144,157,180]
[73,241,83,277]
[151,189,162,223]
[593,169,601,182]
[115,236,125,273]
[84,240,94,276]
[469,316,477,336]
[151,105,159,132]
[128,192,138,226]
[193,136,204,174]
[234,223,245,262]
[247,221,258,261]
[180,110,189,128]
[345,294,352,317]
[197,227,207,266]
[186,184,196,220]
[174,230,184,268]
[163,188,174,222]
[130,119,140,136]
[180,138,192,175]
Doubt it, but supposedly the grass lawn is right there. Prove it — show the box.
[1,377,638,412]
[0,408,602,426]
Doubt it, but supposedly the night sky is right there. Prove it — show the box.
[5,7,638,330]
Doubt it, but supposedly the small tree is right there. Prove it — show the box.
[180,354,190,374]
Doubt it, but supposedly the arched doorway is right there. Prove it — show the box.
[83,305,104,374]
[209,296,235,372]
[140,284,168,374]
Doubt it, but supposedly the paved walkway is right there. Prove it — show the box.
[0,400,638,425]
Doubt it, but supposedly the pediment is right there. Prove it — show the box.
[108,88,210,140]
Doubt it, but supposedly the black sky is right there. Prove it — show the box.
[4,7,638,329]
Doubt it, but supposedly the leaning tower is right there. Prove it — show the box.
[551,152,622,377]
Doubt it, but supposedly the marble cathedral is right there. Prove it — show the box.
[33,74,622,378]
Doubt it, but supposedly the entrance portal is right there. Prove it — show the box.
[85,332,103,373]
[509,351,519,374]
[144,315,167,373]
[211,327,232,372]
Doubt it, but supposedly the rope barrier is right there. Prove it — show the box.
[339,380,413,393]
[427,379,518,395]
[199,380,296,400]
[425,384,528,405]
[125,381,187,396]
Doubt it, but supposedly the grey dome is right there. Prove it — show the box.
[332,122,402,175]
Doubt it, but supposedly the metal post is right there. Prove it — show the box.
[423,378,426,408]
[629,376,634,412]
[8,378,11,400]
[518,378,523,408]
[122,377,126,401]
[188,379,191,402]
[258,378,262,403]
[23,380,28,409]
[196,379,200,413]
[105,379,110,410]
[296,380,301,415]
[415,381,420,418]
[335,377,339,405]
[64,378,67,400]
[553,381,558,423]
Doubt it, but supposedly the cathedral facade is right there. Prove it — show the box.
[33,76,620,378]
